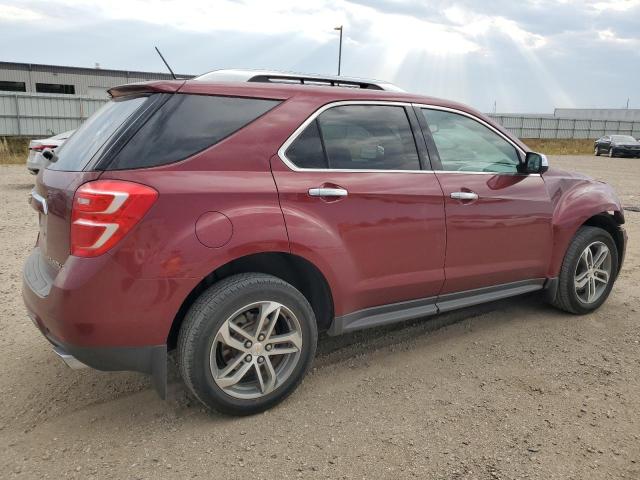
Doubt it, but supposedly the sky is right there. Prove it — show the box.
[0,0,639,113]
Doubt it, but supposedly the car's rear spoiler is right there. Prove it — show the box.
[108,80,186,98]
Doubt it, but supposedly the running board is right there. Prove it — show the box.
[328,278,548,336]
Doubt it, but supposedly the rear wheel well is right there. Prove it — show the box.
[167,253,334,350]
[583,212,624,274]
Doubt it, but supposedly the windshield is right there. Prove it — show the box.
[611,135,636,143]
[48,96,148,171]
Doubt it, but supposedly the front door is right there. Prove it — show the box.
[271,103,446,316]
[417,106,553,294]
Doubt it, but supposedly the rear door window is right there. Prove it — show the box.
[285,105,420,171]
[107,95,280,170]
[49,96,148,171]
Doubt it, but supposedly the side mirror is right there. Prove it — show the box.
[523,151,548,174]
[41,148,57,163]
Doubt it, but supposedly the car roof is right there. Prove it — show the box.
[194,69,406,92]
[179,79,470,111]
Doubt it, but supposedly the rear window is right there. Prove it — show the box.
[49,96,148,171]
[107,94,280,170]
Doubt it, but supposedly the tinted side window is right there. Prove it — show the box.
[318,105,420,170]
[421,109,520,173]
[285,120,327,168]
[109,94,280,170]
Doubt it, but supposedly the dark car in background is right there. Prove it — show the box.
[594,135,640,157]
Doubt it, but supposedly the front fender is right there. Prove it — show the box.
[547,178,623,277]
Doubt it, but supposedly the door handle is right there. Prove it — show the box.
[450,191,478,201]
[308,187,348,197]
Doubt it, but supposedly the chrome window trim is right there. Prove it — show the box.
[277,100,532,175]
[277,100,432,174]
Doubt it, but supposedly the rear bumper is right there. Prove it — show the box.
[22,247,196,398]
[25,308,169,397]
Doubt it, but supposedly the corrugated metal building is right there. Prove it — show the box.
[0,61,194,136]
[0,61,193,99]
[554,108,640,121]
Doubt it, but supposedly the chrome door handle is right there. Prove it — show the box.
[308,187,348,197]
[450,191,478,201]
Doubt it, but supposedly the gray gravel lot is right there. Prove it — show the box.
[0,155,639,479]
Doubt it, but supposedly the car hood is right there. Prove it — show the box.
[613,142,640,147]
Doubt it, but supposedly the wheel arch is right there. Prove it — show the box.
[550,209,625,278]
[167,252,335,349]
[582,212,625,276]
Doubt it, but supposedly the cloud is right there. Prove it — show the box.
[0,0,639,113]
[0,4,43,21]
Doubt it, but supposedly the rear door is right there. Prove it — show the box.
[271,102,446,317]
[416,106,553,295]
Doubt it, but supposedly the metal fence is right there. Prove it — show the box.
[0,92,106,137]
[3,91,640,139]
[488,114,640,139]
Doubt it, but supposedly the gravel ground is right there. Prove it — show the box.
[0,155,638,479]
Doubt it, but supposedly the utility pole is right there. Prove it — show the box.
[626,97,630,109]
[334,25,343,76]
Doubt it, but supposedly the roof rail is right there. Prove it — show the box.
[193,69,404,92]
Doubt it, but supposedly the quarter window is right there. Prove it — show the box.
[285,119,327,169]
[421,109,520,173]
[285,105,420,171]
[108,94,280,170]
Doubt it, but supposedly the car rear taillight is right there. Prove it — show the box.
[71,180,158,257]
[30,144,58,151]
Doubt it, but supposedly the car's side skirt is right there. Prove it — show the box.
[328,278,550,336]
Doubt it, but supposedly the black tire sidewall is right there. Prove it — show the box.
[562,228,618,314]
[183,276,317,415]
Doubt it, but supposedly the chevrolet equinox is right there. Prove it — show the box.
[23,70,627,415]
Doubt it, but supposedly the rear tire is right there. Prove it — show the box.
[551,226,618,314]
[594,146,599,156]
[177,273,317,415]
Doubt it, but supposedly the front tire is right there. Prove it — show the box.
[177,273,318,415]
[609,148,615,158]
[551,226,618,314]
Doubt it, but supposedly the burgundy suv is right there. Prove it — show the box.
[23,70,627,415]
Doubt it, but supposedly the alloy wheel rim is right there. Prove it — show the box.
[574,241,612,304]
[210,301,303,399]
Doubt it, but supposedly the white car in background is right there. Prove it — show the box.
[26,130,75,174]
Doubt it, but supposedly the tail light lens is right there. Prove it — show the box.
[71,180,158,257]
[30,144,58,151]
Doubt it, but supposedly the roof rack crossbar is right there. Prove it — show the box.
[247,74,384,90]
[192,69,405,92]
